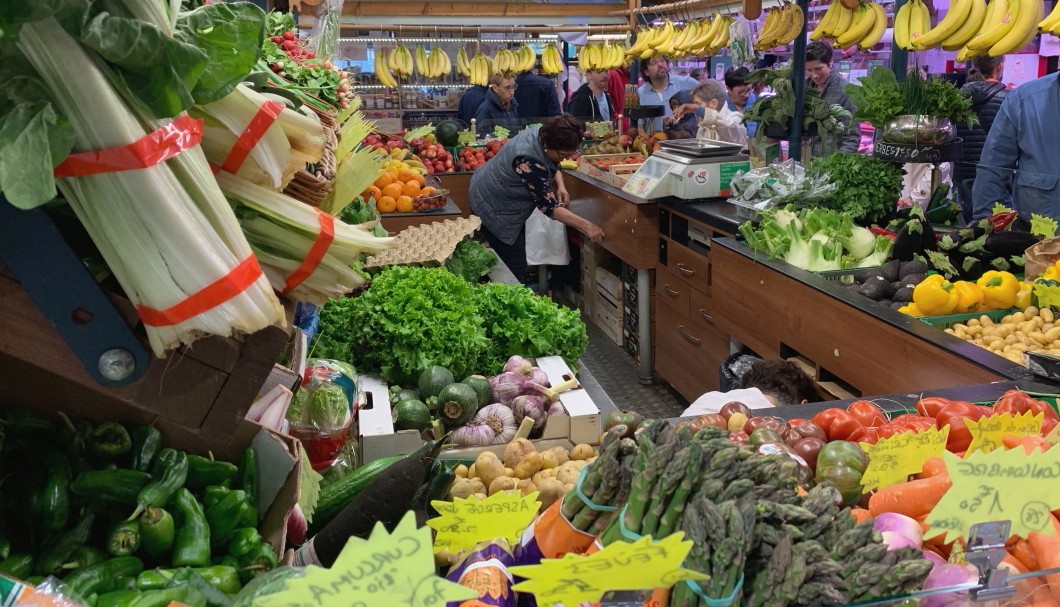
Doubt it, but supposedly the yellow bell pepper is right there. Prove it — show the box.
[951,281,984,314]
[976,270,1020,310]
[1016,281,1034,309]
[913,274,959,316]
[898,303,925,317]
[1042,266,1060,282]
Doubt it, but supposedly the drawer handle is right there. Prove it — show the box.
[698,308,714,324]
[664,285,680,297]
[676,262,695,276]
[677,325,701,345]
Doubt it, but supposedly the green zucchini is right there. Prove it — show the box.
[312,456,403,533]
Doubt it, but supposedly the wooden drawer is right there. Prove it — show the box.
[669,243,710,290]
[654,299,729,400]
[689,286,720,334]
[655,265,689,317]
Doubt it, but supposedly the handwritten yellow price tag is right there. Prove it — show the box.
[924,448,1060,544]
[427,491,541,555]
[508,532,707,607]
[859,426,950,492]
[1046,423,1060,446]
[254,512,475,607]
[964,411,1043,455]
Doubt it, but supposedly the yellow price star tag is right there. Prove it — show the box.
[924,448,1060,544]
[1046,423,1060,446]
[859,426,949,492]
[964,412,1043,455]
[254,512,475,607]
[427,491,541,555]
[508,532,707,607]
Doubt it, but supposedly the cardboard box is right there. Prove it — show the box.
[594,289,623,346]
[358,356,601,464]
[257,329,308,399]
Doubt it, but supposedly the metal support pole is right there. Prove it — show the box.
[788,0,810,160]
[637,268,652,384]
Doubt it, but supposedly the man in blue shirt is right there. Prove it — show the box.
[636,57,698,133]
[515,70,561,121]
[972,72,1060,219]
[724,67,758,138]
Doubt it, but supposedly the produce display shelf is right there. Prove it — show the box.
[916,308,1015,328]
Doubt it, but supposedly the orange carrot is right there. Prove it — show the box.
[868,474,952,518]
[1028,514,1060,602]
[1002,554,1029,574]
[919,456,948,478]
[1003,434,1051,453]
[851,508,872,524]
[1011,538,1041,571]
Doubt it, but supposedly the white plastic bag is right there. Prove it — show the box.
[525,210,571,266]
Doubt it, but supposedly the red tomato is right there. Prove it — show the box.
[812,408,866,442]
[847,400,888,427]
[936,402,985,453]
[787,418,809,427]
[1029,400,1059,422]
[916,396,975,418]
[847,425,880,444]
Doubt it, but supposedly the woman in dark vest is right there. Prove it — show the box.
[468,114,605,282]
[955,56,1009,218]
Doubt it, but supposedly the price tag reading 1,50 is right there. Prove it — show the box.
[860,426,949,492]
[924,448,1060,544]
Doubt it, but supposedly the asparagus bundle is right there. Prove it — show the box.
[558,428,637,533]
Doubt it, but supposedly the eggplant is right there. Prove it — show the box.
[920,219,938,254]
[958,232,989,255]
[984,231,1039,258]
[893,219,925,262]
[990,257,1012,272]
[937,233,961,251]
[926,250,960,279]
[961,256,986,281]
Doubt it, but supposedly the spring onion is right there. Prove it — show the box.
[18,17,284,356]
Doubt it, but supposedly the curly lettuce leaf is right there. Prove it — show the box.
[445,238,498,283]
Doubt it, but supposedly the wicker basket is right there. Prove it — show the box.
[283,108,339,207]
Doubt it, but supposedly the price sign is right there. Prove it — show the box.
[924,448,1060,544]
[427,491,541,555]
[964,412,1043,455]
[1046,423,1060,446]
[254,512,475,607]
[508,533,707,607]
[859,426,950,492]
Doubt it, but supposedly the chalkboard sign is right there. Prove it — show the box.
[873,139,963,164]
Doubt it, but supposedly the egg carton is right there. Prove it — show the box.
[364,215,482,268]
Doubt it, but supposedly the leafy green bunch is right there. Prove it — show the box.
[809,154,905,225]
[845,67,978,128]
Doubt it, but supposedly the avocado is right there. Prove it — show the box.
[880,259,901,283]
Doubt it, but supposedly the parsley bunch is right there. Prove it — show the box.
[809,155,905,225]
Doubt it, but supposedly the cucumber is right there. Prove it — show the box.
[461,375,491,409]
[436,383,479,428]
[417,366,455,400]
[393,400,432,432]
[312,456,404,533]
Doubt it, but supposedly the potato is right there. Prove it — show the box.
[516,478,537,497]
[504,438,537,469]
[488,476,519,495]
[1013,312,1027,323]
[556,465,582,485]
[533,468,558,485]
[505,467,515,477]
[541,447,570,469]
[570,443,595,460]
[1042,308,1054,323]
[475,451,506,488]
[967,318,981,327]
[564,483,575,493]
[468,463,477,479]
[473,493,488,500]
[536,478,566,509]
[454,464,469,478]
[514,451,543,479]
[435,548,454,568]
[450,477,487,500]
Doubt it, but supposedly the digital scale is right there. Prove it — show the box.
[622,138,751,200]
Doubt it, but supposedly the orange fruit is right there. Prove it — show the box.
[396,195,414,213]
[396,168,416,183]
[402,180,422,197]
[366,185,382,201]
[412,173,426,186]
[381,182,404,199]
[374,172,395,189]
[420,186,437,197]
[376,196,397,213]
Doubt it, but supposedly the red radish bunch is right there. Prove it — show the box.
[268,30,354,108]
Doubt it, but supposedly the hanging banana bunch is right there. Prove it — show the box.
[468,51,492,85]
[388,43,414,78]
[755,3,806,51]
[456,45,472,78]
[374,47,399,88]
[540,42,565,75]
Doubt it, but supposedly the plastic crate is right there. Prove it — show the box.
[915,308,1015,328]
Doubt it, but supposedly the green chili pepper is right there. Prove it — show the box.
[202,486,229,510]
[88,423,132,459]
[135,566,241,594]
[211,555,239,569]
[139,508,175,559]
[185,455,238,492]
[238,448,258,511]
[227,528,261,558]
[130,449,188,520]
[172,489,211,567]
[124,586,206,607]
[129,426,162,473]
[65,546,108,571]
[107,521,141,557]
[84,593,99,607]
[205,490,255,550]
[35,503,100,575]
[0,554,34,579]
[236,542,277,583]
[95,591,139,607]
[70,470,151,504]
[39,449,72,535]
[63,556,144,598]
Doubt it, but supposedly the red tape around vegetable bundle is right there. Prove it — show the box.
[136,255,264,327]
[283,209,335,294]
[212,100,286,176]
[53,115,203,178]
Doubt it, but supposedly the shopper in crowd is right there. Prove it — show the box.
[954,56,1009,218]
[680,358,820,416]
[973,71,1060,219]
[607,67,630,131]
[689,68,707,82]
[667,91,699,138]
[468,115,605,282]
[724,67,758,138]
[474,72,521,134]
[567,68,615,122]
[515,68,561,121]
[804,41,860,154]
[693,80,747,144]
[457,84,488,126]
[636,56,699,133]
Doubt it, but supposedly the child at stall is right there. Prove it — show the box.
[673,80,748,146]
[679,358,821,417]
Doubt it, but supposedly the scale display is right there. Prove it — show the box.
[622,156,674,198]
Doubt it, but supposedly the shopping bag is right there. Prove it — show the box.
[525,209,571,266]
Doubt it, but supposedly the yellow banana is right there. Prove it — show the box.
[401,46,414,77]
[783,3,807,44]
[758,7,781,47]
[832,3,855,38]
[375,49,398,88]
[968,0,1018,50]
[387,45,401,72]
[914,0,934,44]
[893,1,913,49]
[914,0,972,48]
[837,4,875,48]
[1040,0,1060,31]
[956,45,985,60]
[942,0,988,48]
[813,0,841,38]
[651,20,675,49]
[859,2,889,48]
[414,44,428,76]
[990,0,1042,54]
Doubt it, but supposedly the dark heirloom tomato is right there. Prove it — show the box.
[815,441,868,506]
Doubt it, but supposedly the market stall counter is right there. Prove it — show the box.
[379,197,461,234]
